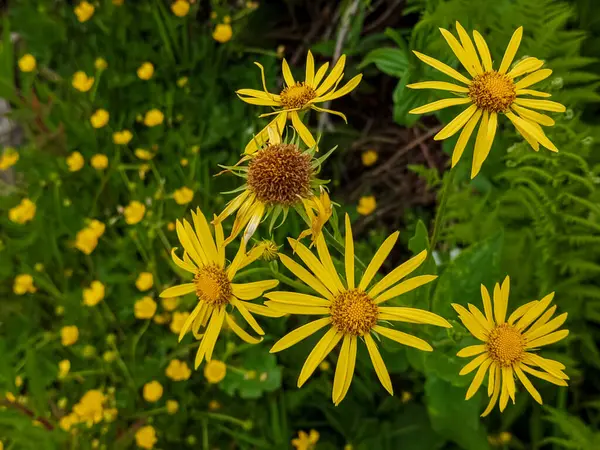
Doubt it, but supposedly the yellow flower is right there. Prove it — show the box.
[136,272,154,291]
[134,297,157,319]
[94,58,108,70]
[180,158,189,167]
[237,50,362,153]
[74,1,95,22]
[66,151,84,172]
[408,22,565,178]
[8,198,36,224]
[135,148,155,160]
[159,208,281,369]
[90,109,109,128]
[61,326,79,346]
[214,128,332,245]
[13,274,36,295]
[0,147,19,170]
[204,360,226,383]
[162,297,179,312]
[135,425,157,449]
[267,215,450,404]
[15,376,23,388]
[58,360,71,379]
[75,229,99,255]
[18,54,36,72]
[254,239,279,261]
[139,163,150,180]
[137,62,154,80]
[124,200,146,224]
[177,76,188,87]
[171,0,190,17]
[143,381,163,402]
[453,276,569,416]
[166,359,191,381]
[59,413,78,431]
[73,390,106,426]
[357,196,376,215]
[91,154,108,170]
[83,281,105,306]
[212,24,232,43]
[291,430,320,450]
[167,222,176,231]
[173,186,194,205]
[361,150,378,166]
[113,130,133,145]
[297,187,331,246]
[144,109,164,127]
[153,312,170,324]
[166,400,179,414]
[169,311,190,334]
[72,71,95,92]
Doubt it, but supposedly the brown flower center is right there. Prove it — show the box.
[194,264,231,306]
[280,82,317,110]
[469,71,516,113]
[247,144,313,206]
[486,323,525,366]
[330,289,379,336]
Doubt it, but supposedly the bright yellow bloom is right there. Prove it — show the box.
[90,109,109,128]
[72,71,94,92]
[135,425,157,449]
[143,381,163,402]
[113,130,133,145]
[73,390,105,426]
[144,109,164,127]
[18,54,36,72]
[66,151,84,171]
[408,22,565,178]
[357,196,376,215]
[237,51,363,153]
[361,150,378,166]
[94,58,108,70]
[171,0,190,17]
[74,1,95,22]
[170,311,190,334]
[136,272,154,291]
[0,147,19,170]
[453,276,569,416]
[204,360,226,383]
[291,430,320,450]
[255,239,279,261]
[214,128,332,245]
[134,297,157,319]
[58,360,71,379]
[135,148,155,160]
[124,200,146,224]
[75,229,99,254]
[159,207,280,369]
[173,186,194,205]
[91,154,108,170]
[177,76,188,87]
[61,326,79,346]
[162,297,179,311]
[213,24,232,43]
[166,359,191,381]
[166,400,179,414]
[137,62,154,80]
[13,274,36,295]
[267,215,450,404]
[8,198,36,224]
[83,281,105,306]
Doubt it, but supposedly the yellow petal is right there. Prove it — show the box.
[231,280,279,300]
[225,313,263,344]
[288,238,341,295]
[315,74,362,103]
[160,283,195,298]
[498,26,523,74]
[455,22,483,74]
[305,50,315,86]
[511,104,555,126]
[468,303,493,332]
[270,317,332,353]
[514,69,552,90]
[364,334,393,395]
[514,365,542,404]
[179,302,205,342]
[458,353,489,375]
[520,363,568,386]
[434,103,478,141]
[282,58,295,87]
[499,367,511,411]
[374,275,437,305]
[214,190,250,224]
[481,368,501,417]
[237,96,281,106]
[488,363,496,397]
[480,284,494,326]
[412,51,471,85]
[513,122,540,151]
[516,88,552,98]
[466,358,492,400]
[231,298,264,335]
[264,291,330,306]
[344,214,355,289]
[513,98,566,113]
[507,301,538,325]
[244,302,286,317]
[176,220,205,267]
[359,231,399,291]
[471,111,496,179]
[279,254,334,300]
[451,108,482,168]
[335,336,357,405]
[264,301,330,315]
[171,248,197,273]
[312,62,330,89]
[406,81,469,93]
[507,57,544,78]
[236,88,281,101]
[373,325,433,351]
[472,30,493,72]
[310,105,348,123]
[298,328,342,387]
[409,97,472,115]
[242,202,266,244]
[315,55,346,96]
[316,234,345,292]
[203,307,226,363]
[213,214,225,267]
[332,335,352,403]
[244,113,287,155]
[525,311,566,341]
[456,344,486,358]
[524,305,556,332]
[191,208,218,262]
[526,329,569,349]
[227,237,248,279]
[378,307,451,328]
[452,303,488,341]
[493,275,509,324]
[515,292,555,331]
[369,250,427,298]
[290,111,317,149]
[505,112,558,152]
[439,28,479,78]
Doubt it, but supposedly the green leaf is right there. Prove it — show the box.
[392,75,422,127]
[359,48,409,78]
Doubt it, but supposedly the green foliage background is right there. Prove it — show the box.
[1,0,599,449]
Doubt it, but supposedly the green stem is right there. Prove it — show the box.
[429,167,456,256]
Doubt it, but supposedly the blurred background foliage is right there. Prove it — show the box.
[1,0,599,449]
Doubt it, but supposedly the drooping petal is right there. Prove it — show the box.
[231,280,279,300]
[471,111,496,179]
[512,104,555,126]
[514,365,542,404]
[481,368,502,417]
[242,202,266,245]
[290,111,317,149]
[298,328,343,387]
[505,112,558,152]
[499,366,511,411]
[270,317,332,353]
[364,334,393,395]
[335,336,357,405]
[451,108,482,168]
[310,105,348,123]
[332,335,352,404]
[231,298,265,336]
[225,313,262,344]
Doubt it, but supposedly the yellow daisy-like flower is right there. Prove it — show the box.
[74,1,95,22]
[90,154,108,170]
[159,207,281,369]
[267,215,451,405]
[137,62,154,80]
[214,128,332,245]
[453,276,569,417]
[135,425,157,449]
[72,71,95,92]
[237,50,362,154]
[144,109,164,127]
[171,0,190,17]
[165,359,191,381]
[8,198,36,224]
[173,187,194,205]
[213,24,232,43]
[66,151,85,172]
[90,109,109,128]
[143,381,163,402]
[113,130,133,145]
[124,200,146,224]
[408,22,566,178]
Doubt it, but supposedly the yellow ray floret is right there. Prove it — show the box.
[159,208,283,369]
[237,51,363,154]
[408,22,565,178]
[453,276,569,417]
[267,214,451,405]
